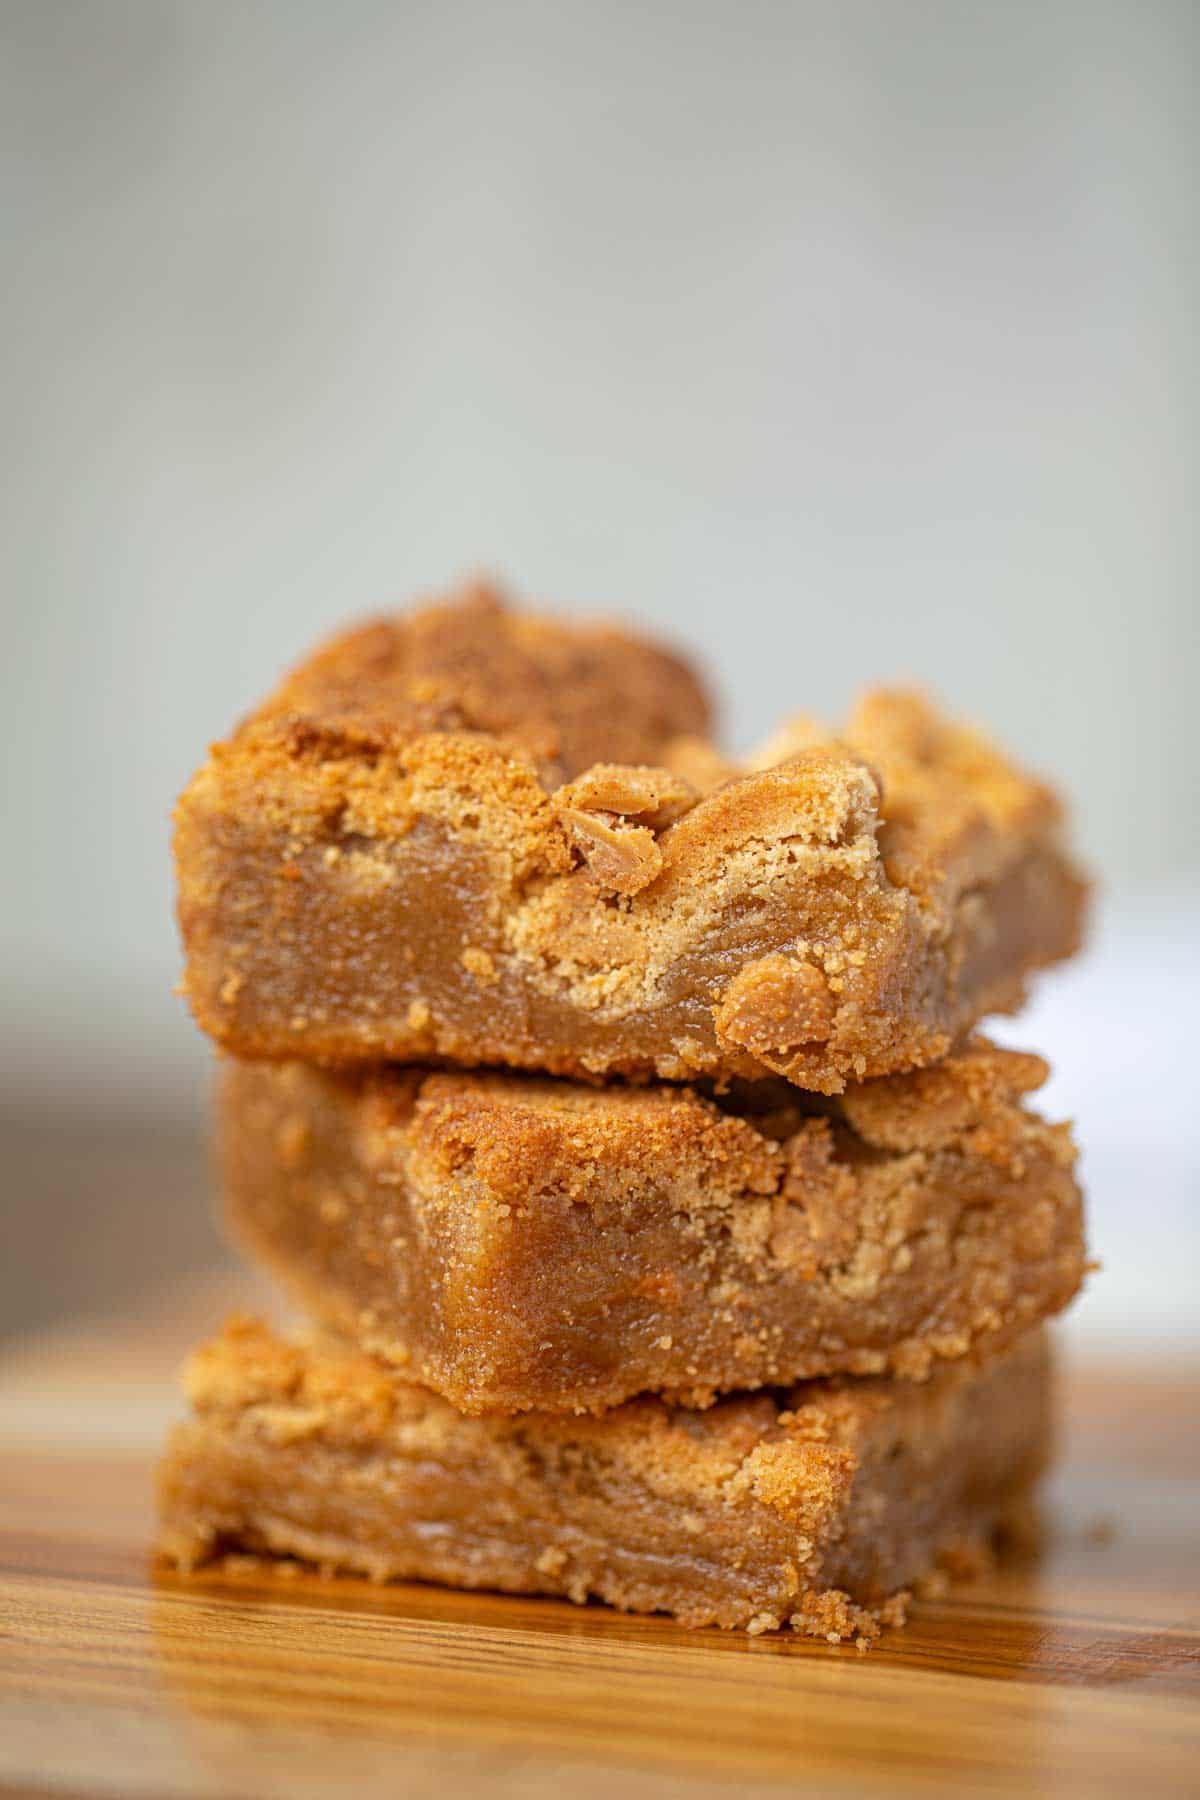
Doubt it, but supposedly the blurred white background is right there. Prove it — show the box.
[1,1,1196,1348]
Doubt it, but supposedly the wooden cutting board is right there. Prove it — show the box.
[1,1289,1197,1800]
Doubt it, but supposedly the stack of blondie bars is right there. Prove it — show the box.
[159,581,1089,1643]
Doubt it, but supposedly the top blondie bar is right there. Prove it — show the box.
[174,581,1087,1091]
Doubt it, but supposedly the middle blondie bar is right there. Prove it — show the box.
[222,1039,1084,1415]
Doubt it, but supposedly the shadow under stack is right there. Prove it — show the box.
[158,579,1089,1645]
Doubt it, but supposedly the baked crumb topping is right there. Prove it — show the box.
[176,623,1086,1089]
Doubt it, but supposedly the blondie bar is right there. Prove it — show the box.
[175,598,1085,1090]
[158,1319,1051,1640]
[221,1041,1083,1413]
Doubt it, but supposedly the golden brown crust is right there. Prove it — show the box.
[176,655,1087,1090]
[158,1320,1053,1638]
[219,1039,1085,1413]
[230,577,711,783]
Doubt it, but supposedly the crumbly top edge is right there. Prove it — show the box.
[180,1316,1046,1506]
[333,1035,1066,1193]
[179,659,1078,919]
[217,579,712,783]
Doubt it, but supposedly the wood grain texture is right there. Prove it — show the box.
[0,1300,1197,1800]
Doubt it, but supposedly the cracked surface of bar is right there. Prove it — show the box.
[222,1041,1084,1414]
[175,590,1086,1091]
[158,1319,1051,1640]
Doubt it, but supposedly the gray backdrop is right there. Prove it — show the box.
[2,0,1196,1108]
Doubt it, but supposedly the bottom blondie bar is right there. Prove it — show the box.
[158,1319,1050,1640]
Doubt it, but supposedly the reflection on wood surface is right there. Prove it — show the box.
[0,1299,1196,1798]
